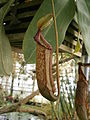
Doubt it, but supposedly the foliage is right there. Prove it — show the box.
[74,31,80,53]
[23,0,75,63]
[76,0,90,56]
[0,0,8,4]
[0,0,14,75]
[23,0,90,63]
[0,0,89,74]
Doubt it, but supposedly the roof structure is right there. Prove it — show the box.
[1,0,83,57]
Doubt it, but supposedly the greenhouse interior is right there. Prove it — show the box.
[0,0,90,120]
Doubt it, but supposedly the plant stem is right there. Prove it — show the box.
[51,0,60,98]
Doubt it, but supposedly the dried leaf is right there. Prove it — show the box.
[37,13,53,30]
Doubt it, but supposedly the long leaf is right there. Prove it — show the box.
[0,0,14,75]
[76,0,90,56]
[0,0,8,4]
[23,0,75,63]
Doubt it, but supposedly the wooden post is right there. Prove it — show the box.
[81,45,90,119]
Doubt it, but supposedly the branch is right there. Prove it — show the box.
[17,106,46,117]
[21,90,39,105]
[0,90,39,114]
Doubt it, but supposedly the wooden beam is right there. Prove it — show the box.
[65,36,83,48]
[4,10,36,22]
[78,62,90,67]
[59,44,82,57]
[7,33,24,41]
[11,47,22,53]
[71,20,79,31]
[16,0,43,9]
[67,27,83,40]
[5,22,29,32]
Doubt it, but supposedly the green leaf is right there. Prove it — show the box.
[85,0,90,13]
[76,0,90,56]
[0,0,8,4]
[0,0,14,75]
[0,0,14,24]
[74,31,80,53]
[23,0,75,63]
